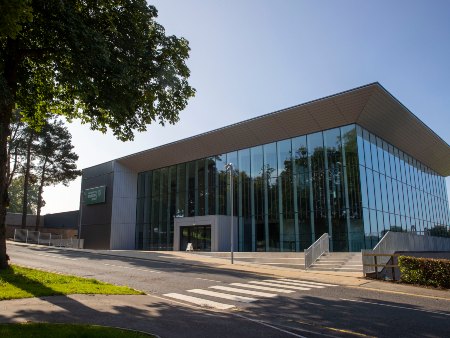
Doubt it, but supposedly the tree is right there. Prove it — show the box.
[6,110,27,190]
[0,1,195,269]
[6,175,39,214]
[20,126,38,228]
[34,119,80,229]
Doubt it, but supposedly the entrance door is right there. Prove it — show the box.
[180,225,211,251]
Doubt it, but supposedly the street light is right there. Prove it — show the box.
[225,163,234,264]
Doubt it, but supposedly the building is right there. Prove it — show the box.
[79,83,450,251]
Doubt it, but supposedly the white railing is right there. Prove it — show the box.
[304,233,329,270]
[13,228,83,248]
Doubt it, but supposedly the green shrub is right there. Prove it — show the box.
[398,256,450,288]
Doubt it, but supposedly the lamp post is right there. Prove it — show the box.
[225,163,234,264]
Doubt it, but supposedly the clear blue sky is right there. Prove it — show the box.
[42,0,450,214]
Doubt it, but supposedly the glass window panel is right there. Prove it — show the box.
[263,142,277,178]
[377,211,384,237]
[366,169,375,210]
[392,179,399,215]
[227,151,238,216]
[386,177,394,214]
[362,129,372,169]
[370,133,379,172]
[341,124,358,167]
[397,181,404,216]
[251,145,265,250]
[324,127,343,168]
[356,126,366,167]
[363,207,371,236]
[394,148,401,183]
[380,174,388,212]
[376,137,384,175]
[406,185,413,218]
[360,166,368,208]
[308,131,325,172]
[389,145,396,180]
[277,139,292,177]
[186,161,196,217]
[216,154,227,215]
[370,208,378,239]
[196,159,206,216]
[176,163,186,217]
[405,156,412,186]
[292,135,308,175]
[373,171,382,211]
[238,149,251,221]
[382,141,391,178]
[207,157,216,215]
[399,151,406,183]
[251,145,264,179]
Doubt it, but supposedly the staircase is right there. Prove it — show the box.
[308,252,363,272]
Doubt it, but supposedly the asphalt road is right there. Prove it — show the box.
[5,243,450,338]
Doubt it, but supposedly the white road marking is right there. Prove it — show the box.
[233,313,309,338]
[279,279,338,287]
[188,289,257,303]
[35,253,78,261]
[196,277,222,283]
[101,263,161,273]
[261,263,305,265]
[266,280,325,288]
[164,293,234,310]
[230,283,295,293]
[341,298,450,317]
[210,286,277,298]
[249,281,311,290]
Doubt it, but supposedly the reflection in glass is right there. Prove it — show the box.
[135,124,450,252]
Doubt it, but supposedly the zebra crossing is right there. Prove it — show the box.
[163,278,338,310]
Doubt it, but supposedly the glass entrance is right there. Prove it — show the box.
[180,225,211,251]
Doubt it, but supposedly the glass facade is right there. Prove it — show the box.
[135,124,450,251]
[357,126,450,249]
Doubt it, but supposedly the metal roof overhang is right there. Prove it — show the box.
[116,83,450,176]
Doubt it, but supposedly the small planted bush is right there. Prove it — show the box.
[398,256,450,289]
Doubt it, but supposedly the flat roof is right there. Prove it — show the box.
[115,83,450,176]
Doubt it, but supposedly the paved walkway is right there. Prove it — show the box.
[2,243,450,337]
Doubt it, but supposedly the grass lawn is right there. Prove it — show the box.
[0,265,144,300]
[0,323,154,337]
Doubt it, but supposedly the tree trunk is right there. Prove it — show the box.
[21,132,33,228]
[0,110,12,269]
[35,161,47,231]
[1,37,20,269]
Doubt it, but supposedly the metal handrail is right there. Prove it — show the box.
[304,233,329,270]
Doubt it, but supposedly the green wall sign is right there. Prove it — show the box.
[84,186,106,205]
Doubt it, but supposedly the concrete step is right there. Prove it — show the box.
[309,252,362,272]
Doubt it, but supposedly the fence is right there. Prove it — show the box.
[362,252,400,280]
[13,228,83,249]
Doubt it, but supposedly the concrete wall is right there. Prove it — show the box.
[44,210,79,229]
[174,215,238,251]
[110,161,137,249]
[5,213,37,227]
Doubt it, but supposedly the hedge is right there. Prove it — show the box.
[398,256,450,288]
